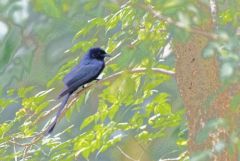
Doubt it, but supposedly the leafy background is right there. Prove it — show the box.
[0,0,239,160]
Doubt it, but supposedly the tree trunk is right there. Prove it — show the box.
[173,12,238,161]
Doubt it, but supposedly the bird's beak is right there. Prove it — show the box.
[104,54,111,57]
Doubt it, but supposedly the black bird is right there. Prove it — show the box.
[47,47,110,134]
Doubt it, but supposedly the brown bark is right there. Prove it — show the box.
[173,11,239,161]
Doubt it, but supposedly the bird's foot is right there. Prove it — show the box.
[95,78,101,82]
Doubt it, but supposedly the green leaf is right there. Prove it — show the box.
[80,115,95,130]
[17,86,34,98]
[15,108,27,120]
[71,38,98,52]
[130,112,144,128]
[74,18,105,40]
[99,134,122,153]
[0,98,16,110]
[0,123,10,136]
[84,90,92,104]
[137,130,149,140]
[35,101,49,113]
[108,103,120,120]
[35,88,54,97]
[176,138,187,146]
[154,103,171,115]
[33,0,61,18]
[105,14,119,32]
[75,147,91,160]
[7,89,15,96]
[117,122,131,130]
[106,38,122,53]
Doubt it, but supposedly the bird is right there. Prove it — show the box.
[47,47,110,134]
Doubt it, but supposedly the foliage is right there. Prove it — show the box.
[0,0,239,160]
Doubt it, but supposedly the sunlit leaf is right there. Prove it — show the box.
[80,115,95,130]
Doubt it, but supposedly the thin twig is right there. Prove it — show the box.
[9,139,25,147]
[128,39,139,48]
[54,124,74,137]
[23,145,31,161]
[13,138,18,161]
[117,146,139,161]
[159,151,188,161]
[106,52,121,65]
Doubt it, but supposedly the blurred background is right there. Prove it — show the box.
[0,0,239,161]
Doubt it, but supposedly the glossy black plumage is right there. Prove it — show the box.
[47,47,109,134]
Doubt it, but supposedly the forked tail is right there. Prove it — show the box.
[46,93,70,134]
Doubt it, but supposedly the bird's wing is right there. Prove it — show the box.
[64,61,103,86]
[59,61,104,98]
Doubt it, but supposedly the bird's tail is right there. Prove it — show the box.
[58,88,69,99]
[46,93,70,134]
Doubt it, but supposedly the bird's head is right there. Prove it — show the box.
[88,47,110,60]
